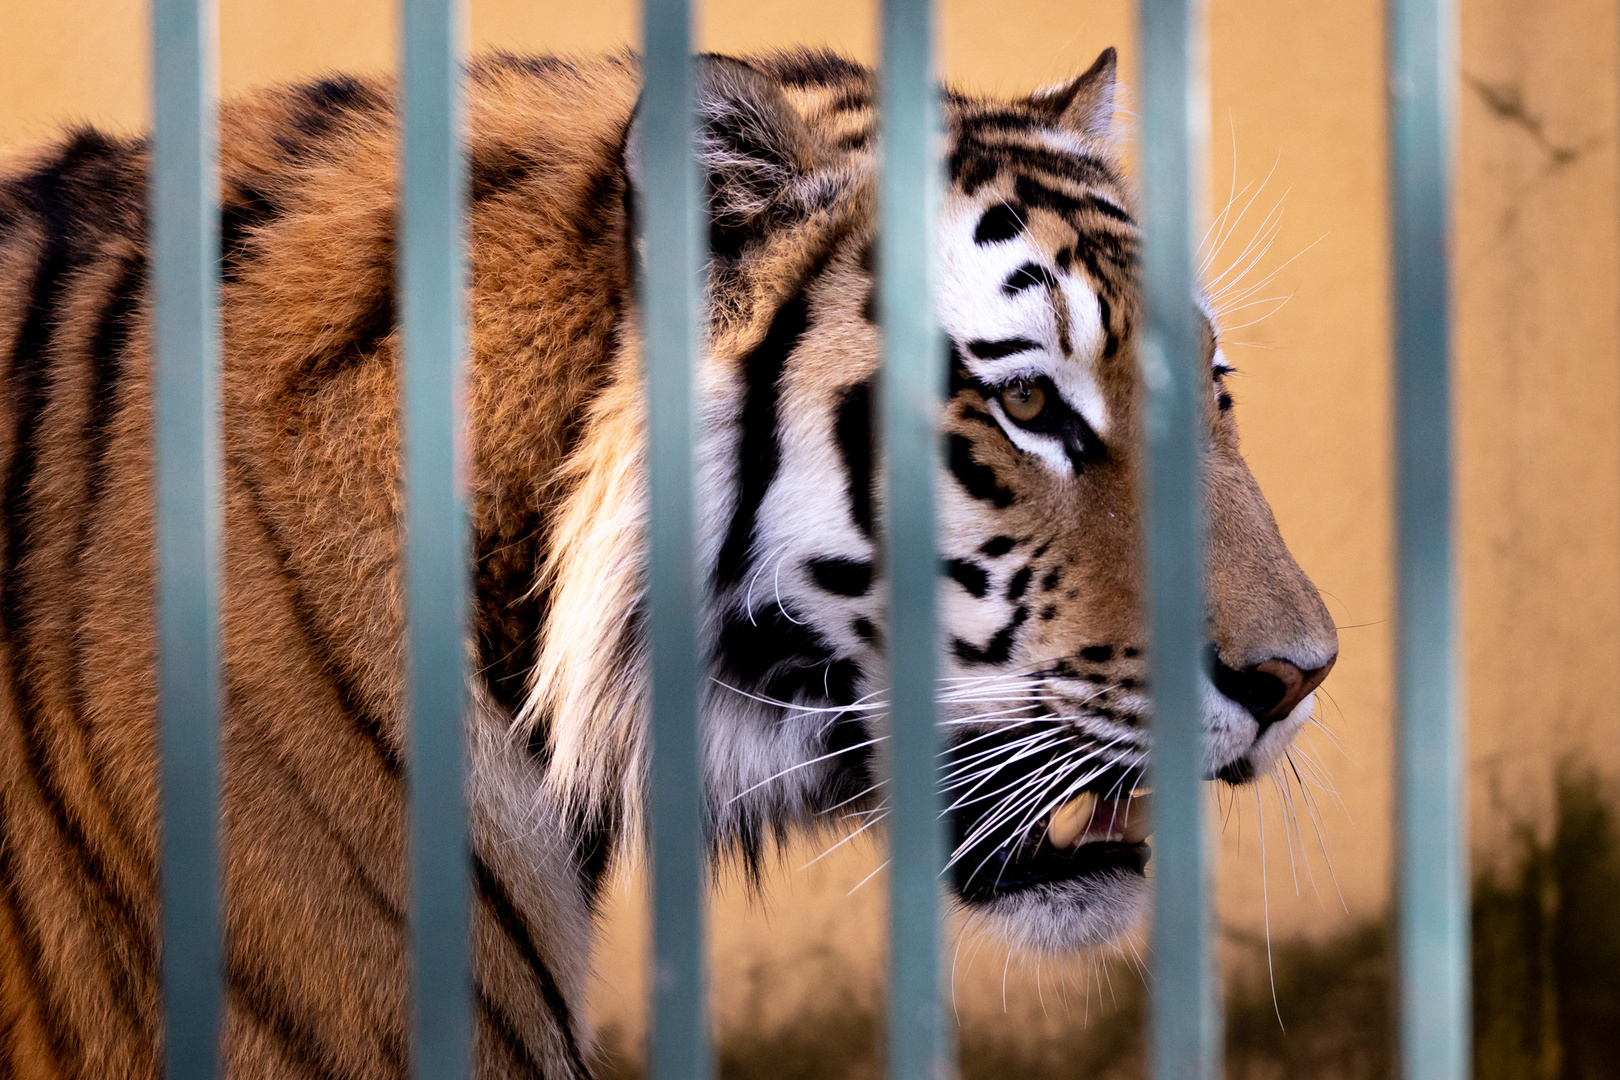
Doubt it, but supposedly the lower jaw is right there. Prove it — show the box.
[966,858,1152,953]
[954,839,1150,903]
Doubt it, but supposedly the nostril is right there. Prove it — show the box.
[1213,657,1289,718]
[1211,653,1335,730]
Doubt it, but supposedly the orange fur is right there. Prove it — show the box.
[0,49,1336,1079]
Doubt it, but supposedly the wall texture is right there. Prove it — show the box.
[3,0,1617,1052]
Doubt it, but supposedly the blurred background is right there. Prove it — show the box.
[5,1,1619,1076]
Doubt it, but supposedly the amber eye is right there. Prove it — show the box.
[1000,379,1047,423]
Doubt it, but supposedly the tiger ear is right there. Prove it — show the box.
[1028,47,1118,141]
[628,55,822,259]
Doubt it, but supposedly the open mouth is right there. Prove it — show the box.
[948,730,1153,903]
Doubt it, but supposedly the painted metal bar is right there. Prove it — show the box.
[640,3,711,1080]
[400,0,472,1076]
[878,3,947,1080]
[1388,0,1467,1078]
[1138,3,1216,1080]
[151,0,223,1075]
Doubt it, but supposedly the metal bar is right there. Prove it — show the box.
[640,3,710,1080]
[151,0,223,1075]
[878,3,946,1080]
[1138,3,1216,1080]
[1388,0,1467,1077]
[400,0,472,1075]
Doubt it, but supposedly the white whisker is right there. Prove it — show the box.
[1255,786,1284,1030]
[846,857,890,896]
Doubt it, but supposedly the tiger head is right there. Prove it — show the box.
[532,48,1338,952]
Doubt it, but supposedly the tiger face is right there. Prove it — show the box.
[543,49,1338,953]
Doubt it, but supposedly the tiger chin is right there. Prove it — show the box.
[0,45,1336,1080]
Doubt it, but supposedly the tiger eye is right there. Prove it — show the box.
[1000,380,1046,422]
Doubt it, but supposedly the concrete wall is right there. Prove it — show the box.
[5,0,1617,1046]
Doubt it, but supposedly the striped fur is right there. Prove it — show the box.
[0,49,1337,1079]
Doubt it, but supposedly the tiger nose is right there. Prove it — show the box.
[1213,654,1336,731]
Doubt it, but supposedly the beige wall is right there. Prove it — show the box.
[5,0,1618,1045]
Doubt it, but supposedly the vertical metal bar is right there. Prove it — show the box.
[152,0,222,1075]
[1388,0,1466,1077]
[640,3,710,1080]
[1138,3,1215,1080]
[878,3,946,1080]
[400,0,471,1075]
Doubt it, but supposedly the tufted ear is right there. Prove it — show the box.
[628,55,823,260]
[1027,47,1118,142]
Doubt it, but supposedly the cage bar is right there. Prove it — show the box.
[1137,2,1217,1080]
[640,3,712,1080]
[877,2,947,1080]
[140,1,1475,1077]
[1388,1,1467,1078]
[399,0,473,1076]
[151,0,223,1075]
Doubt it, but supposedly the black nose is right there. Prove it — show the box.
[1212,651,1335,732]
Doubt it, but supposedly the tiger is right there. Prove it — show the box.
[0,45,1338,1079]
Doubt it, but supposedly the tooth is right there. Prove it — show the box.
[1122,793,1153,843]
[1047,792,1098,849]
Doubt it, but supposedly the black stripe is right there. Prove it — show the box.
[474,856,593,1080]
[0,133,156,1030]
[978,536,1017,558]
[952,605,1029,666]
[0,823,77,1071]
[1073,227,1137,283]
[947,139,1117,199]
[823,87,872,113]
[273,75,387,161]
[1003,262,1058,295]
[230,958,386,1080]
[220,182,281,280]
[973,204,1024,245]
[474,521,545,719]
[0,1007,17,1080]
[967,337,1040,360]
[757,49,870,88]
[474,53,583,80]
[834,380,874,536]
[944,558,989,599]
[714,261,827,587]
[948,433,1014,508]
[570,807,616,909]
[82,256,144,511]
[1097,293,1120,359]
[66,254,148,865]
[234,460,404,779]
[956,137,1117,190]
[471,143,546,205]
[573,161,627,247]
[477,987,551,1080]
[807,556,872,598]
[1005,566,1033,602]
[251,738,403,925]
[1014,173,1134,225]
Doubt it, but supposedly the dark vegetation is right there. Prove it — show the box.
[596,770,1620,1080]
